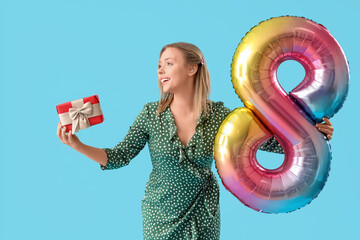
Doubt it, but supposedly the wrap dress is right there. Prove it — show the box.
[100,100,283,240]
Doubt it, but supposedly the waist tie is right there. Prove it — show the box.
[203,171,219,217]
[177,146,219,216]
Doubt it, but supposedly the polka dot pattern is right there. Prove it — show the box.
[100,101,284,239]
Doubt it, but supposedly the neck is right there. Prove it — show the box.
[170,86,195,113]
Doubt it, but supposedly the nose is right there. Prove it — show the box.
[158,65,165,75]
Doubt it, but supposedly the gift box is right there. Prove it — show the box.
[56,95,104,133]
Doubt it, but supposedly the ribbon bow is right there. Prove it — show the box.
[69,102,93,133]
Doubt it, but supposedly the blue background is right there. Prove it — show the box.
[1,0,358,239]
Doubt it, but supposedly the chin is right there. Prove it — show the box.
[162,86,174,94]
[163,89,173,94]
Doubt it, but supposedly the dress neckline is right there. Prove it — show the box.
[162,101,213,149]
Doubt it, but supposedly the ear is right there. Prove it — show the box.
[188,64,199,77]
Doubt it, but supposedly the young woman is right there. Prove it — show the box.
[57,42,334,239]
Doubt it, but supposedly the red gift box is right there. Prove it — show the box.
[56,95,104,133]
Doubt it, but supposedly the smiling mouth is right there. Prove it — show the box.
[161,78,170,83]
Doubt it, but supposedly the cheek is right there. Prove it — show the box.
[173,67,187,79]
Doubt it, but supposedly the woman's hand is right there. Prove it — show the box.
[57,121,82,150]
[315,118,334,140]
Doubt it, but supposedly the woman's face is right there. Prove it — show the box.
[158,47,193,94]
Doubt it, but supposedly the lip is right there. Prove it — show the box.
[160,77,170,84]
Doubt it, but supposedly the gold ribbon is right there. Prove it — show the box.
[69,102,93,132]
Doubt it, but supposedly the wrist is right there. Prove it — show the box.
[74,142,85,152]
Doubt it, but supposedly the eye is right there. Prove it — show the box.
[158,64,161,69]
[167,62,173,66]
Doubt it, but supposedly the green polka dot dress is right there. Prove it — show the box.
[100,101,283,240]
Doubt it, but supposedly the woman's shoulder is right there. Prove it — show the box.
[142,100,160,115]
[207,100,225,106]
[206,100,231,121]
[146,100,160,108]
[208,100,230,112]
[144,100,159,107]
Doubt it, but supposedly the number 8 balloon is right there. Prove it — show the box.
[213,16,349,213]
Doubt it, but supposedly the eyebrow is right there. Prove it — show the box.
[159,57,173,63]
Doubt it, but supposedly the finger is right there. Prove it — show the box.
[327,135,332,140]
[318,127,332,135]
[57,122,62,137]
[317,123,334,129]
[67,130,72,143]
[59,121,65,128]
[58,124,66,143]
[61,126,68,144]
[323,117,332,126]
[317,123,334,131]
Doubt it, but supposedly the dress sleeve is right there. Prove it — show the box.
[100,103,150,170]
[216,101,232,123]
[217,102,284,154]
[259,136,284,154]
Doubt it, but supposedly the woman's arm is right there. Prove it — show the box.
[57,103,150,170]
[75,142,108,166]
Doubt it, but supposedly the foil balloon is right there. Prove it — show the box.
[213,16,349,213]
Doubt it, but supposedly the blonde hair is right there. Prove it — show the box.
[156,42,212,118]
